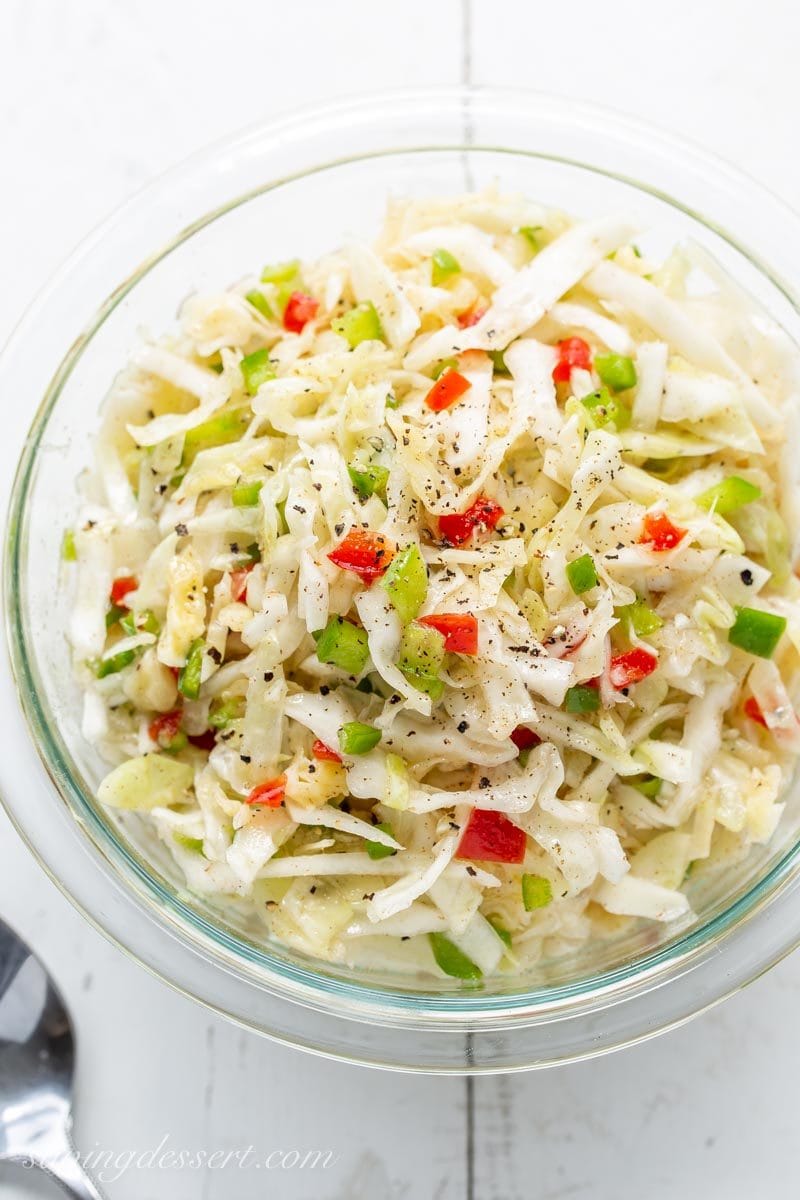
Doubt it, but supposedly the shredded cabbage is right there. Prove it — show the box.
[67,188,800,980]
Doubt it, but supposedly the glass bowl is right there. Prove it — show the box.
[5,87,800,1073]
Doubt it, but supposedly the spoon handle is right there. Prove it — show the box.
[46,1141,106,1200]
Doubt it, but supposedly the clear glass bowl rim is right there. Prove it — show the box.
[5,86,800,1068]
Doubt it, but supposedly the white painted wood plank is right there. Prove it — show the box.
[472,954,800,1200]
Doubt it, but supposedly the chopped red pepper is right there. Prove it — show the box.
[424,370,472,413]
[148,709,182,748]
[456,809,527,864]
[110,576,138,607]
[510,725,541,751]
[230,565,254,602]
[609,647,659,689]
[188,730,217,751]
[639,511,687,552]
[245,775,287,807]
[552,337,592,383]
[312,738,343,763]
[744,697,768,727]
[283,291,319,333]
[438,496,504,546]
[327,529,396,581]
[417,612,478,655]
[457,305,487,329]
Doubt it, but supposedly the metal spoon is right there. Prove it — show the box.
[0,916,104,1198]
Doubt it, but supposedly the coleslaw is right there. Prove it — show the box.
[64,189,800,981]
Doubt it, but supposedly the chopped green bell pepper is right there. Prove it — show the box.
[61,529,77,562]
[178,638,204,700]
[566,553,598,595]
[564,684,600,714]
[232,479,263,507]
[332,301,384,348]
[119,609,159,637]
[105,604,126,630]
[348,462,390,501]
[95,648,136,678]
[595,353,637,391]
[173,833,205,854]
[580,387,629,430]
[522,874,553,910]
[428,932,482,980]
[518,225,541,250]
[260,259,300,285]
[431,248,461,286]
[315,616,370,676]
[381,544,428,623]
[245,289,273,319]
[209,696,246,729]
[631,775,662,797]
[240,348,275,394]
[487,917,513,948]
[182,409,250,466]
[366,822,397,860]
[338,721,382,755]
[488,349,510,376]
[397,622,445,700]
[617,599,663,637]
[696,476,762,515]
[432,357,459,380]
[728,606,787,658]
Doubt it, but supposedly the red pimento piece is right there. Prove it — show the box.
[246,775,287,808]
[148,709,182,748]
[230,565,254,602]
[438,496,504,547]
[283,291,319,333]
[510,725,541,752]
[110,576,137,607]
[609,647,659,689]
[639,511,687,552]
[456,809,527,865]
[327,529,396,581]
[457,305,487,328]
[552,337,592,383]
[744,697,768,727]
[312,739,343,763]
[424,370,472,413]
[188,730,217,751]
[417,612,478,655]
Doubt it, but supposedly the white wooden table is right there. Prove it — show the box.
[2,2,799,1196]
